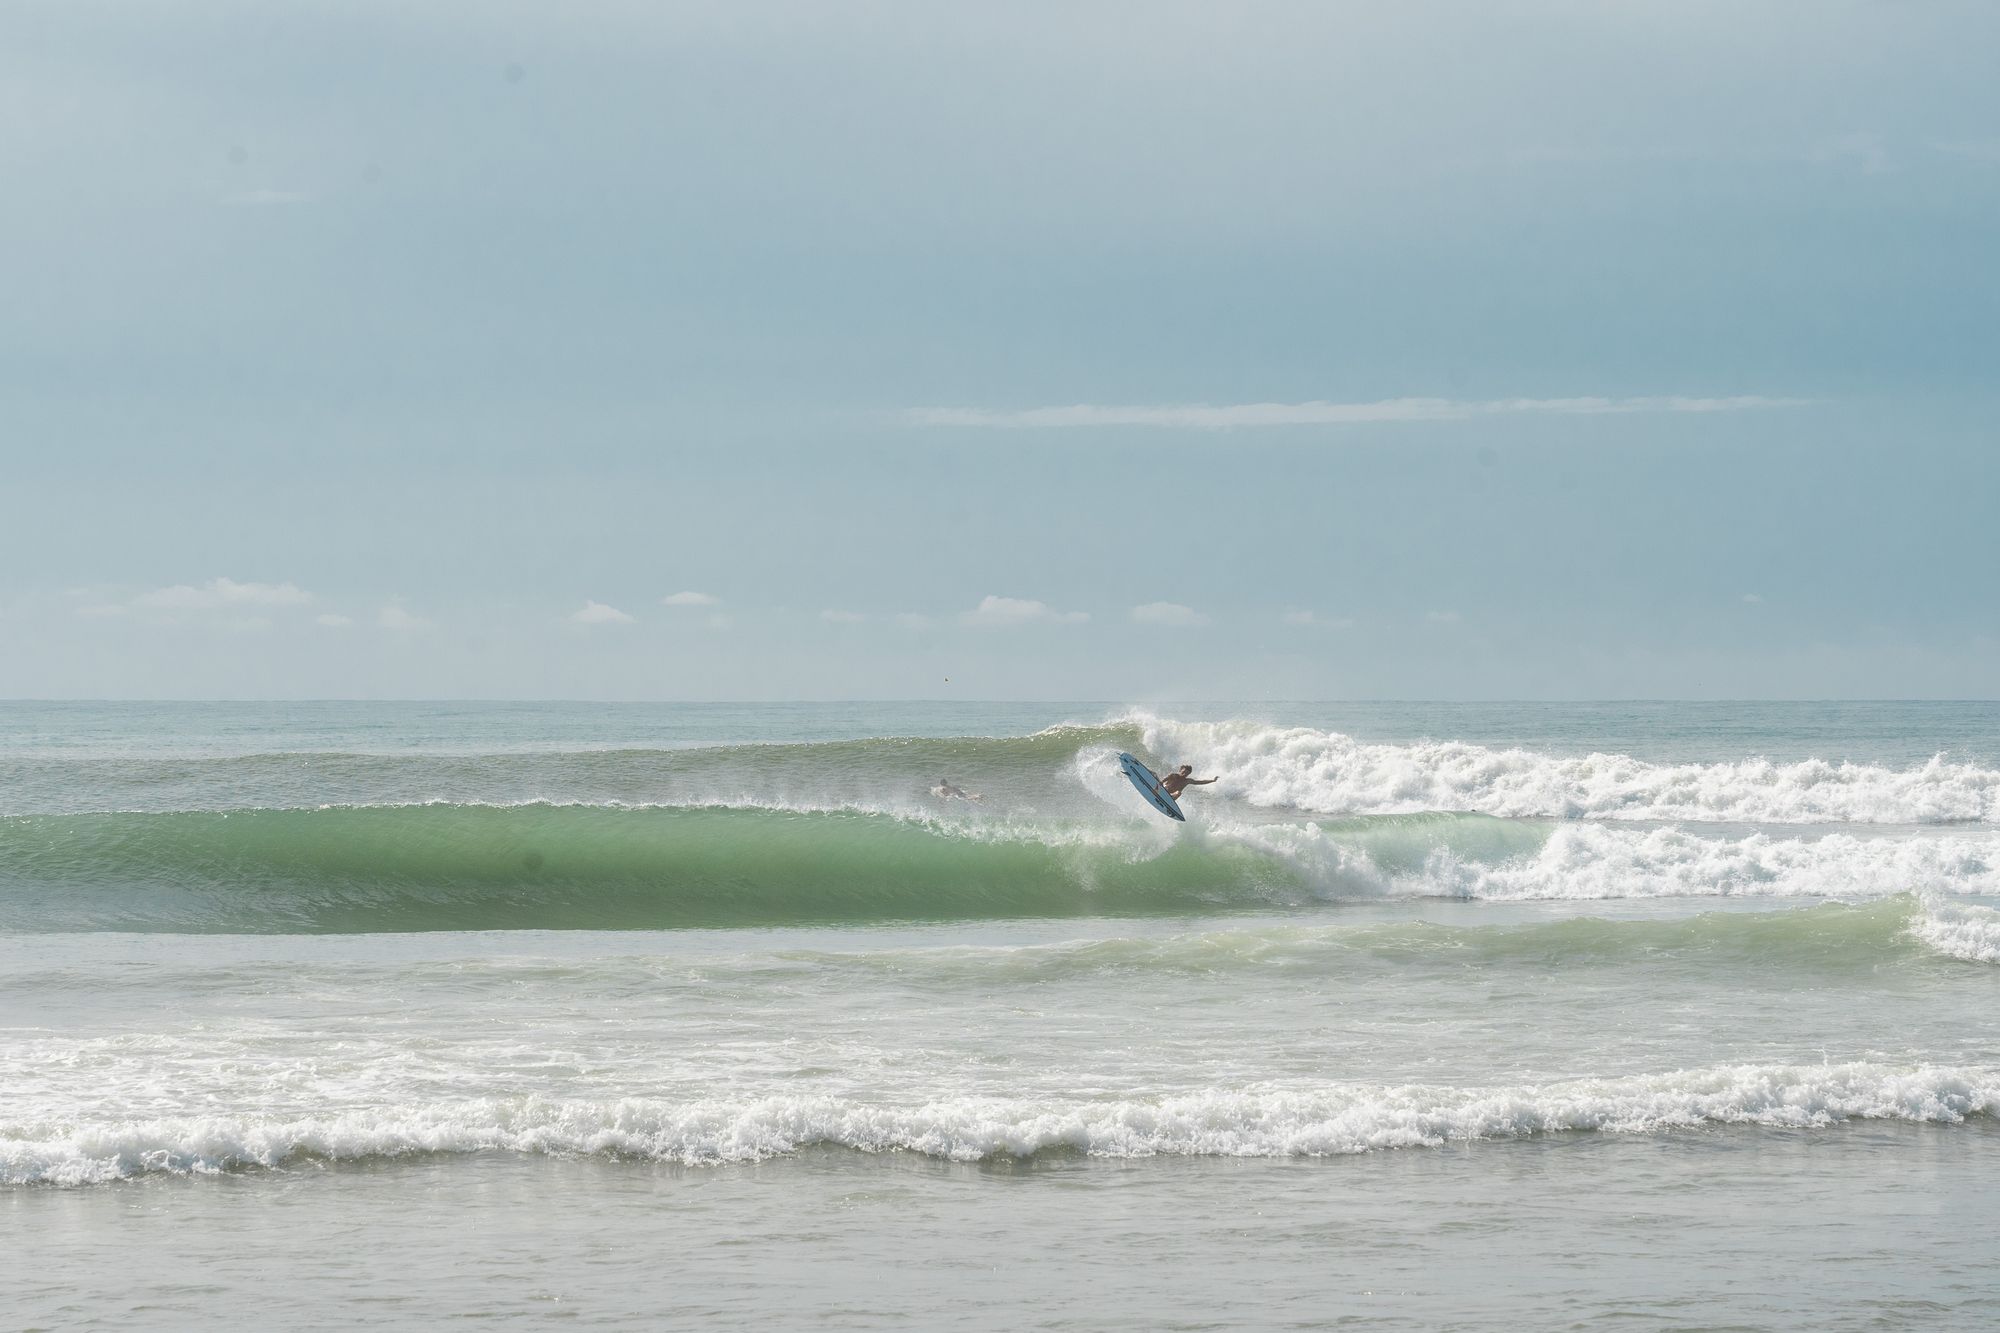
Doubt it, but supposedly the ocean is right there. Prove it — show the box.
[4,700,1998,1329]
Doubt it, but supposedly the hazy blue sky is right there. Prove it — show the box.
[3,0,1996,699]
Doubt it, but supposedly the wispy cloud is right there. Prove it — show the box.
[72,579,379,632]
[962,595,1089,627]
[134,577,312,612]
[572,600,635,625]
[905,395,1808,431]
[661,590,719,607]
[820,609,866,623]
[1131,601,1208,627]
[1283,610,1354,628]
[1742,592,1764,604]
[379,603,430,631]
[1426,610,1462,624]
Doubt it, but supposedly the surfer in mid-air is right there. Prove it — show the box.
[1160,764,1217,800]
[1116,753,1216,822]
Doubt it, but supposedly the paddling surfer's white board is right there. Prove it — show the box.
[1118,752,1185,822]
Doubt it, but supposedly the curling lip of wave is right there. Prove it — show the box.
[13,721,1143,772]
[1136,714,2000,825]
[8,1062,1990,1186]
[0,722,1152,816]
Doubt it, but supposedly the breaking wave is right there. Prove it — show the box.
[1136,714,2000,824]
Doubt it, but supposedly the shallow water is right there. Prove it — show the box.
[10,1131,1998,1331]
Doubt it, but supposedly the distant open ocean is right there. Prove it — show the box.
[6,700,1999,1329]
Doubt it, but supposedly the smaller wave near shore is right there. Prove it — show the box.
[10,1061,1995,1186]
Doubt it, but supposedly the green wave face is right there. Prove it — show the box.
[4,789,1983,936]
[0,803,1309,933]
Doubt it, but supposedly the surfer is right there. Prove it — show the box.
[1160,765,1217,799]
[932,778,982,802]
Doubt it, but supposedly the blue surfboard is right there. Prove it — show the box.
[1118,752,1185,821]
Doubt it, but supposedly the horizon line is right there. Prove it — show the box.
[3,697,1991,706]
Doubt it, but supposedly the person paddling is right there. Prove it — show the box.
[932,777,983,802]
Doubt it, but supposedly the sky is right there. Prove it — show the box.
[2,0,1996,700]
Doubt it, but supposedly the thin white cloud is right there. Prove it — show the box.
[134,577,312,612]
[315,613,354,628]
[1131,601,1208,627]
[1742,593,1764,604]
[379,603,430,631]
[1426,610,1462,624]
[820,609,866,623]
[74,603,128,619]
[1283,610,1354,628]
[893,612,931,629]
[572,600,635,625]
[962,595,1089,627]
[905,395,1809,431]
[661,591,719,607]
